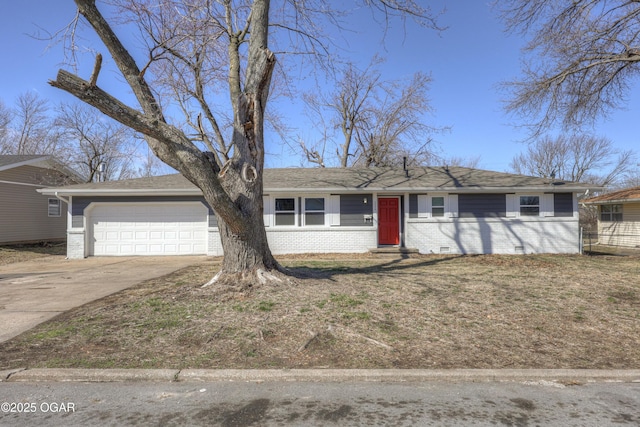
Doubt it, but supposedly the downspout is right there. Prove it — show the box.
[53,192,70,206]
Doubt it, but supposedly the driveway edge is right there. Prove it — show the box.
[4,368,640,384]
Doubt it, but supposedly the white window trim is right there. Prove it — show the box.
[417,194,455,218]
[274,196,297,227]
[303,196,327,227]
[600,204,623,222]
[48,198,61,217]
[518,194,543,217]
[270,195,332,227]
[430,195,446,218]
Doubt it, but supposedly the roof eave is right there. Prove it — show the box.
[584,197,640,205]
[266,185,594,193]
[38,188,203,197]
[39,184,595,196]
[0,156,51,172]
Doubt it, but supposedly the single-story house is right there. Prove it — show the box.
[39,166,596,258]
[0,155,80,245]
[584,186,640,248]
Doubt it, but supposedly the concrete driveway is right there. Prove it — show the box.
[0,256,207,343]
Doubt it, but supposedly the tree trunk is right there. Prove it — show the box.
[217,212,278,273]
[199,162,281,288]
[51,0,286,290]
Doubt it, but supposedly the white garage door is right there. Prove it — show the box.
[89,203,208,256]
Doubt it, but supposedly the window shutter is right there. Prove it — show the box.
[543,194,555,217]
[417,195,428,218]
[448,194,458,218]
[506,194,518,218]
[329,195,341,226]
[263,196,271,227]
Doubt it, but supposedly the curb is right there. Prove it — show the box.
[3,368,640,384]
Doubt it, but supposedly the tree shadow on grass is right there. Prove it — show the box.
[283,255,463,281]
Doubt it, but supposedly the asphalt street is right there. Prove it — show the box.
[1,379,639,426]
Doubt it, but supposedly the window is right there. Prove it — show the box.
[416,194,450,218]
[275,198,295,226]
[48,198,61,217]
[431,196,445,217]
[304,197,325,226]
[519,196,540,216]
[600,204,623,222]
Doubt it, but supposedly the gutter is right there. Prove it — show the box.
[36,188,71,205]
[0,179,46,188]
[53,191,70,206]
[264,186,597,194]
[583,198,640,205]
[37,188,203,197]
[37,183,602,197]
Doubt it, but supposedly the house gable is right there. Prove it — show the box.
[0,165,70,244]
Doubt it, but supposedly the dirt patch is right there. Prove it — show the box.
[0,253,638,370]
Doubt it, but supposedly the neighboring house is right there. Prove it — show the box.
[584,186,640,248]
[0,155,80,244]
[39,166,596,259]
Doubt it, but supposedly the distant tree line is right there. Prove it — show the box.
[0,92,165,182]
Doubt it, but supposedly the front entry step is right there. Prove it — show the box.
[369,247,420,255]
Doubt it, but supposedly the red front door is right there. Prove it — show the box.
[378,197,400,245]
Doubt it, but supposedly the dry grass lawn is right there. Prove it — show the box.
[0,253,638,370]
[0,243,65,266]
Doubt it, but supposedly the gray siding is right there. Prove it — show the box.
[409,194,419,218]
[0,166,68,243]
[554,193,573,217]
[71,196,216,228]
[458,194,506,218]
[340,194,373,226]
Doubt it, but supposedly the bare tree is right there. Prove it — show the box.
[355,72,437,167]
[0,100,12,154]
[301,59,382,168]
[499,1,640,135]
[620,166,640,188]
[441,155,482,169]
[55,102,140,182]
[300,58,440,168]
[1,93,62,155]
[49,0,440,288]
[137,143,173,178]
[510,134,636,186]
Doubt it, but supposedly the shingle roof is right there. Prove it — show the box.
[261,166,587,190]
[584,186,640,204]
[0,155,50,170]
[0,154,83,183]
[39,166,596,195]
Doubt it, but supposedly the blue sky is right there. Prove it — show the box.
[1,1,638,173]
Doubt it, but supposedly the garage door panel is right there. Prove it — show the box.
[135,231,148,239]
[90,203,207,256]
[149,231,163,240]
[107,231,122,240]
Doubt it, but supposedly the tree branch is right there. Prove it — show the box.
[49,69,246,233]
[74,0,162,119]
[88,53,102,87]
